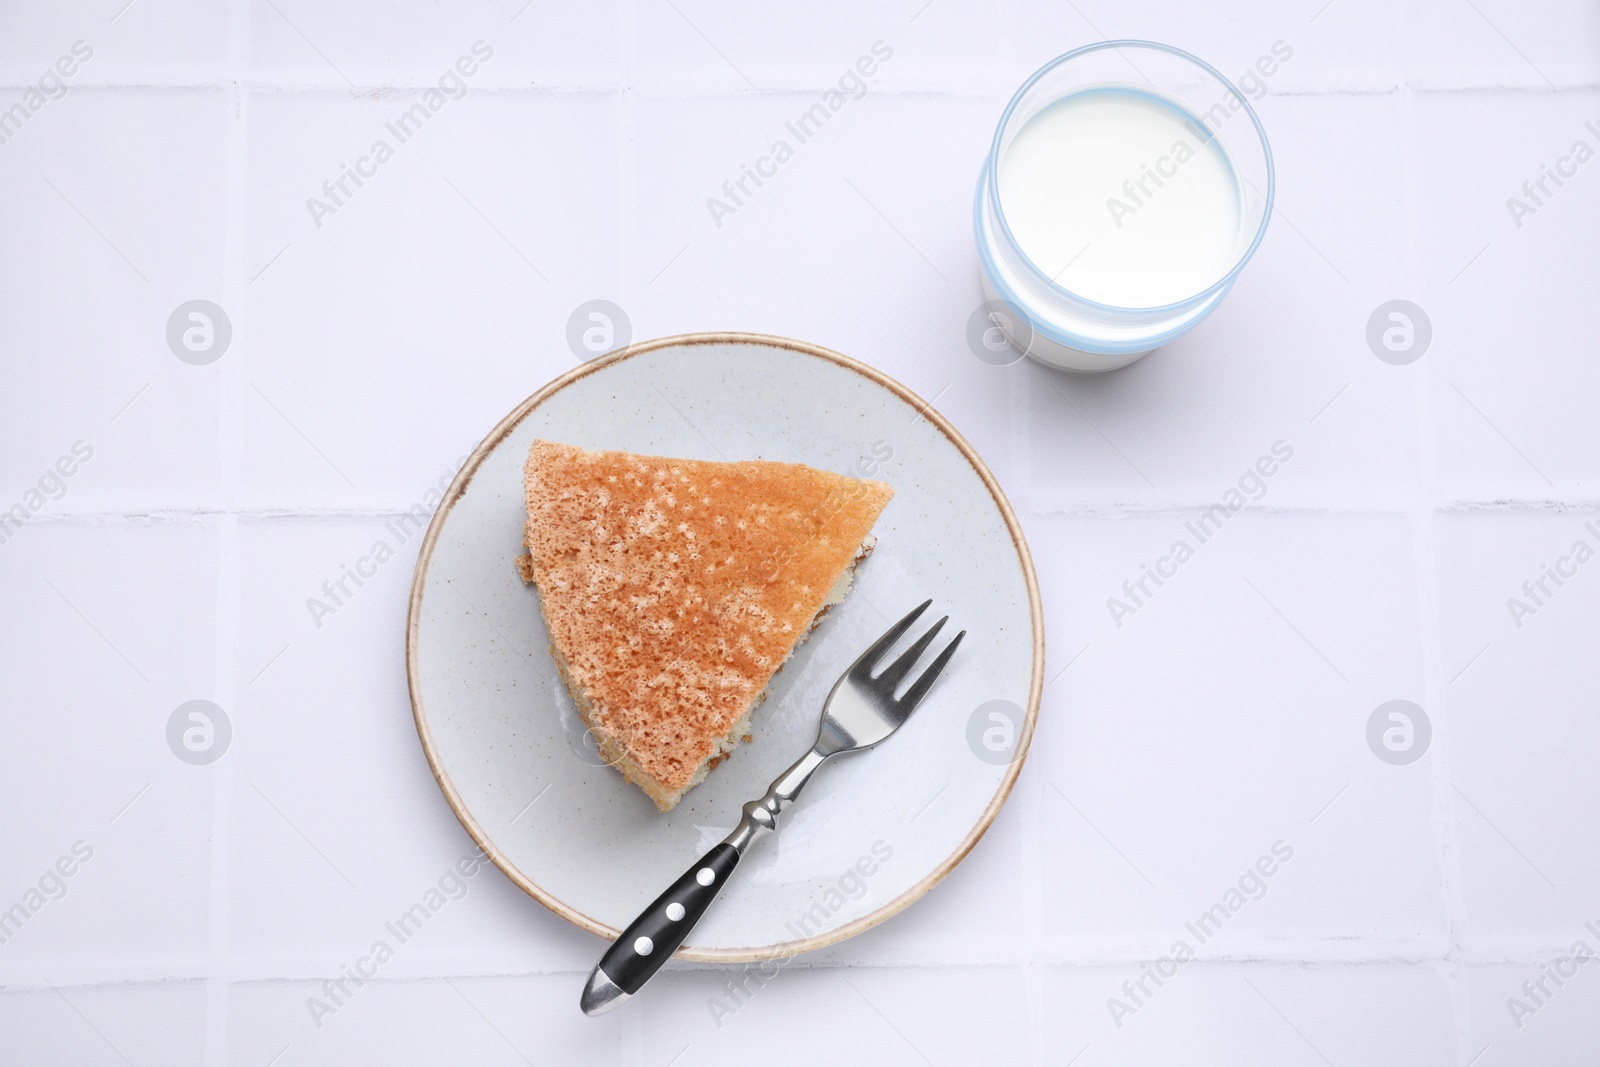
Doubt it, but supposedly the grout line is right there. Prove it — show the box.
[1014,496,1600,516]
[8,78,1599,94]
[1398,7,1475,1064]
[1007,302,1034,539]
[7,939,1594,990]
[1000,119,1049,1062]
[17,494,1600,527]
[985,0,1051,1050]
[618,0,638,327]
[1019,597,1046,1067]
[207,510,240,1067]
[203,4,253,1064]
[0,74,1593,92]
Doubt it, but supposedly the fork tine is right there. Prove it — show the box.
[873,616,948,692]
[848,599,931,678]
[895,630,965,713]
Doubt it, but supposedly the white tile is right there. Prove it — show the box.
[0,523,216,977]
[1407,0,1600,89]
[1026,510,1443,951]
[0,980,208,1067]
[0,3,231,85]
[249,2,621,88]
[1435,509,1600,945]
[242,89,619,507]
[0,88,230,512]
[1413,89,1600,497]
[633,2,1005,95]
[1004,0,1402,92]
[643,965,1032,1065]
[230,975,632,1067]
[1040,963,1455,1065]
[1465,960,1600,1067]
[229,517,600,976]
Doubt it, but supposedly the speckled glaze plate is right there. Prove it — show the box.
[406,333,1042,961]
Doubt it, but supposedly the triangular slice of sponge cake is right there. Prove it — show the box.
[518,439,892,811]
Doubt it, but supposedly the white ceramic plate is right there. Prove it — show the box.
[406,333,1042,961]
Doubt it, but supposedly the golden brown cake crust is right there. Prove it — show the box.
[522,439,892,803]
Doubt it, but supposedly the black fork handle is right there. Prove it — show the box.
[581,748,829,1014]
[595,843,740,994]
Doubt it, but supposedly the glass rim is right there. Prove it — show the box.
[985,39,1276,315]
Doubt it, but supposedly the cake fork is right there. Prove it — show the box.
[580,599,964,1015]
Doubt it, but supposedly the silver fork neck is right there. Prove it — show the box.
[722,747,830,855]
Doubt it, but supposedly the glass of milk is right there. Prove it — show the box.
[975,41,1274,371]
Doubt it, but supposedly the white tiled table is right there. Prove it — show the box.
[3,1,1598,1064]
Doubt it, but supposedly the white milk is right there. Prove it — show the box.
[998,87,1243,309]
